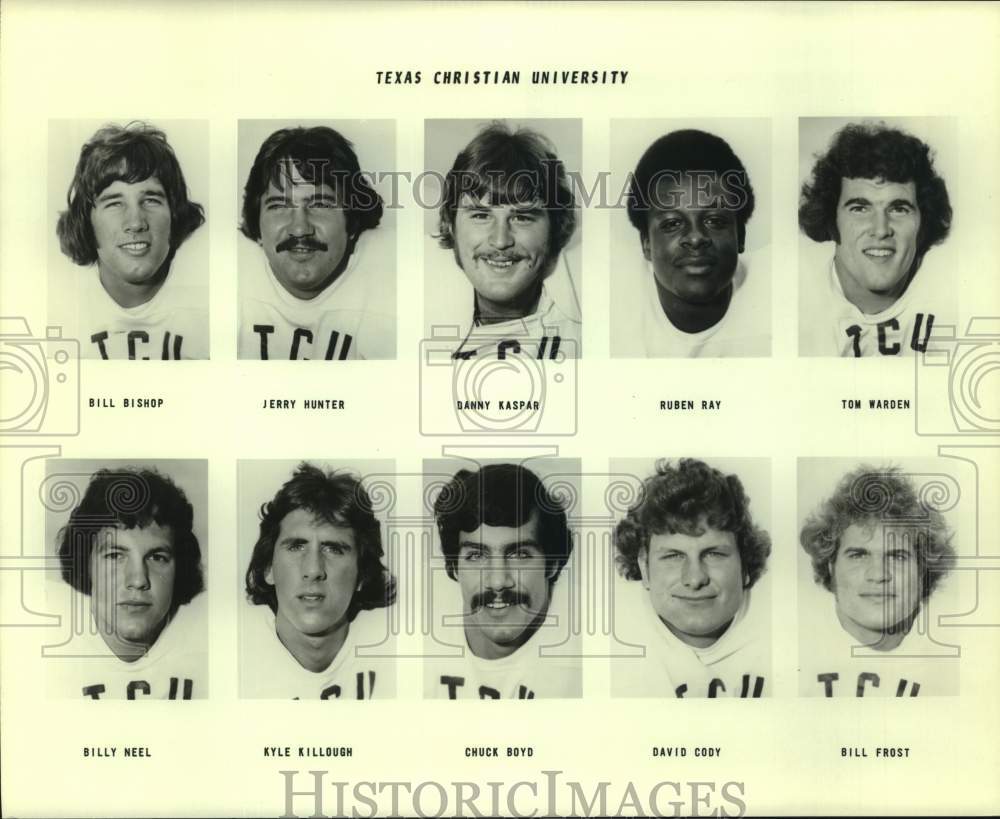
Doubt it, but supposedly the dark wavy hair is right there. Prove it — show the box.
[240,126,383,244]
[626,129,755,251]
[798,122,952,265]
[436,122,577,257]
[799,465,955,601]
[245,463,396,620]
[614,459,771,588]
[57,122,205,267]
[433,463,573,586]
[57,467,204,610]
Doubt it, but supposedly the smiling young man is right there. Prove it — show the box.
[52,467,206,699]
[56,122,207,359]
[798,465,958,696]
[425,463,581,699]
[432,122,582,360]
[617,129,770,358]
[241,464,396,699]
[238,125,395,360]
[798,122,953,356]
[613,459,772,698]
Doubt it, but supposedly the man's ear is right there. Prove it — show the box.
[264,564,274,586]
[637,547,651,589]
[641,232,651,263]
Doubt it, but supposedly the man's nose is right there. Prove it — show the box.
[869,208,893,239]
[289,205,314,237]
[488,217,514,249]
[302,545,327,580]
[483,556,514,590]
[123,202,148,233]
[681,222,708,248]
[681,557,709,589]
[865,556,891,583]
[124,555,150,590]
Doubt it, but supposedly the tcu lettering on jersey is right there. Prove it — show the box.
[815,671,921,697]
[81,677,195,699]
[90,330,187,360]
[454,335,562,361]
[252,325,355,360]
[439,675,536,700]
[675,674,766,698]
[844,313,935,357]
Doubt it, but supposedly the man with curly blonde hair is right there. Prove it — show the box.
[798,464,958,696]
[613,458,772,698]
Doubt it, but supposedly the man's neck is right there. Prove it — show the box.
[655,281,733,335]
[275,613,351,673]
[836,607,912,653]
[99,267,165,309]
[465,609,548,660]
[474,284,542,326]
[834,257,914,315]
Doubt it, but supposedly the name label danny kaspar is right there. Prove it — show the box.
[456,400,541,411]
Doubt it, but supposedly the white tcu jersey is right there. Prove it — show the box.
[427,253,582,361]
[798,604,959,697]
[240,604,395,700]
[58,264,208,360]
[424,634,582,700]
[46,592,207,700]
[800,258,949,358]
[612,580,770,698]
[238,229,396,360]
[612,253,771,358]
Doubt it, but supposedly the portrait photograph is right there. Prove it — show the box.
[47,119,210,360]
[423,118,583,362]
[236,119,397,361]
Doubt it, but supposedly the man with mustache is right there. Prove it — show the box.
[425,463,581,699]
[617,129,769,357]
[612,459,772,697]
[55,122,208,359]
[241,463,397,699]
[798,464,958,696]
[238,125,395,360]
[798,122,953,357]
[50,466,207,698]
[432,121,581,360]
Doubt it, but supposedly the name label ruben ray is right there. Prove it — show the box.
[260,399,346,410]
[88,397,164,408]
[660,400,722,410]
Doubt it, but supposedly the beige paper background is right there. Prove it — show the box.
[1,1,999,816]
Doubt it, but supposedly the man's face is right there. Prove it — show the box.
[258,163,350,300]
[642,174,741,305]
[89,522,176,657]
[455,512,553,659]
[90,177,172,287]
[266,508,359,638]
[833,177,921,297]
[639,524,745,648]
[832,522,923,642]
[452,193,553,311]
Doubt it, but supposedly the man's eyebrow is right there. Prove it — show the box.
[95,190,124,203]
[319,537,352,549]
[889,197,916,208]
[842,197,872,208]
